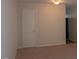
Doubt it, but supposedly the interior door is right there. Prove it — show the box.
[22,8,36,47]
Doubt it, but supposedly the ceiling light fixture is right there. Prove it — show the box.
[52,0,64,4]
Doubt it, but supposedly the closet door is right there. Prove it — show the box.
[22,8,36,47]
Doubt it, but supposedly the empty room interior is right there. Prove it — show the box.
[1,0,77,59]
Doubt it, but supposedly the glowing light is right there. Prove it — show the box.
[53,1,60,4]
[50,0,64,4]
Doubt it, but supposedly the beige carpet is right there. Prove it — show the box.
[16,44,77,59]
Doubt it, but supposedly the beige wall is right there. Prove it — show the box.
[1,0,18,59]
[17,3,66,48]
[37,3,66,46]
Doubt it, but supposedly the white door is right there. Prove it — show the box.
[22,8,36,47]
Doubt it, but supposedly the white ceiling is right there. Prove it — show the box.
[18,0,77,5]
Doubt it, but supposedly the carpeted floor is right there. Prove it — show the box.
[16,44,77,59]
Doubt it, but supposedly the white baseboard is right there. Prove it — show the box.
[35,42,66,47]
[17,42,66,49]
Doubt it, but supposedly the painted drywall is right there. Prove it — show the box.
[36,3,66,47]
[1,0,18,59]
[66,5,72,18]
[17,3,66,48]
[66,0,77,5]
[17,3,23,48]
